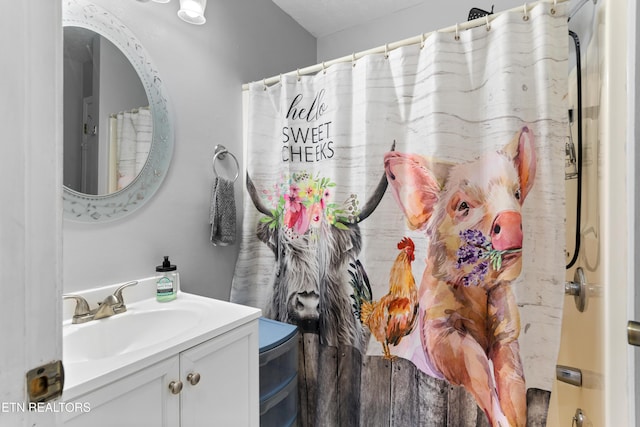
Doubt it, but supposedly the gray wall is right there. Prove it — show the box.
[317,0,525,61]
[99,36,147,120]
[98,35,148,193]
[63,0,316,300]
[63,57,84,190]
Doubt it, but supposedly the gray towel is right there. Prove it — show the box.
[210,177,236,246]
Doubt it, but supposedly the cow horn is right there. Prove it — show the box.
[246,172,273,217]
[344,140,396,224]
[354,172,388,223]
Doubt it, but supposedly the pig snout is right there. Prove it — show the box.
[490,211,523,251]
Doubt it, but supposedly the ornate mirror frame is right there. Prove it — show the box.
[62,0,173,222]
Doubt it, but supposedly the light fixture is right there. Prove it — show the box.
[178,0,207,25]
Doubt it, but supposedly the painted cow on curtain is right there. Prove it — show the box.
[384,127,536,427]
[246,170,389,349]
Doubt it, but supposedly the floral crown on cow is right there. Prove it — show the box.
[259,171,360,237]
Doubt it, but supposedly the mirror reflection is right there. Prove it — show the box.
[63,26,151,195]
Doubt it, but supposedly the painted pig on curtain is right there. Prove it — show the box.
[381,127,536,427]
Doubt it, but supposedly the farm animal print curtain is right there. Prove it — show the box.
[232,3,567,426]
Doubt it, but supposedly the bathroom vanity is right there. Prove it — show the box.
[62,279,261,426]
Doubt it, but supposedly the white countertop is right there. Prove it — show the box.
[62,281,261,400]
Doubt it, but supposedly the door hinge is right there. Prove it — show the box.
[26,360,64,403]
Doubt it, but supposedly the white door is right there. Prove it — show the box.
[0,1,62,426]
[629,0,640,425]
[606,0,635,426]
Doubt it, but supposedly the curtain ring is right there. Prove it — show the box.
[322,61,327,74]
[523,3,529,21]
[420,33,426,49]
[296,69,301,81]
[485,14,491,31]
[352,52,357,68]
[551,0,557,15]
[454,23,460,41]
[262,78,267,91]
[384,43,389,59]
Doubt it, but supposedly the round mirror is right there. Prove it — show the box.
[63,0,173,222]
[64,26,150,195]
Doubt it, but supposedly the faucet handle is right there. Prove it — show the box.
[113,281,139,305]
[63,294,91,316]
[63,294,93,324]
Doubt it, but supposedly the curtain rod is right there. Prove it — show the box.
[109,105,150,118]
[241,0,567,91]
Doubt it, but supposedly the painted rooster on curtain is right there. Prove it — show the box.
[351,237,418,361]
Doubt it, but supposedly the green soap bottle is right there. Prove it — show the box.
[156,256,178,302]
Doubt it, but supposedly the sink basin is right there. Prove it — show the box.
[61,288,261,400]
[63,307,199,363]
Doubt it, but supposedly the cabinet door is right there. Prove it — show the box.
[180,321,259,427]
[63,356,180,427]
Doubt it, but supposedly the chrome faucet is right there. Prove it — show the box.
[63,281,139,324]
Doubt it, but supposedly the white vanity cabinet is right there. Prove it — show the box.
[63,356,181,427]
[180,321,259,426]
[63,321,259,427]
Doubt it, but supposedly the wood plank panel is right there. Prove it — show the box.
[390,357,420,426]
[476,406,491,427]
[418,372,449,427]
[315,342,338,426]
[360,356,392,426]
[298,345,551,427]
[338,345,362,426]
[447,385,482,426]
[299,333,319,427]
[526,388,551,427]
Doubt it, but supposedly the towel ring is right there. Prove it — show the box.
[212,144,239,182]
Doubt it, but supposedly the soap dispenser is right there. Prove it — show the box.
[156,256,178,302]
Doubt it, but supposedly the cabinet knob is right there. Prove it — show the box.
[168,380,183,394]
[187,372,201,386]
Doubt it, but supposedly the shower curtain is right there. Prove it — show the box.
[108,106,152,192]
[233,3,567,426]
